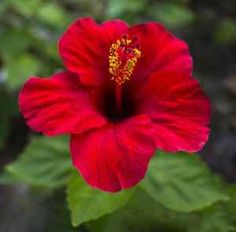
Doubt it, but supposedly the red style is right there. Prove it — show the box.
[19,17,210,192]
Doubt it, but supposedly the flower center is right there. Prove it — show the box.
[107,35,141,117]
[108,34,141,85]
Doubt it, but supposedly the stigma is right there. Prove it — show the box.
[108,34,141,85]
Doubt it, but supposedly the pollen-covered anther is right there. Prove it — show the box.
[108,35,141,85]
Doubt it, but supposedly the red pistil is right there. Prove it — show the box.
[109,35,141,112]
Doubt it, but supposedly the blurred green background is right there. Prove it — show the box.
[0,0,236,231]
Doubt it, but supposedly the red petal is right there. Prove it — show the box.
[128,22,192,86]
[138,72,210,152]
[59,17,128,86]
[19,72,106,136]
[70,115,156,192]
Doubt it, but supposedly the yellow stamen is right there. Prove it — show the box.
[108,36,141,85]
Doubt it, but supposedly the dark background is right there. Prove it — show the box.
[0,0,235,231]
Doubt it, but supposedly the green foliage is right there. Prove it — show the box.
[0,28,42,89]
[6,0,43,17]
[0,0,236,231]
[189,188,236,232]
[89,188,236,232]
[141,152,229,212]
[37,2,71,27]
[189,208,235,232]
[1,137,235,231]
[107,0,145,20]
[67,171,134,227]
[1,135,235,231]
[107,0,195,28]
[42,191,77,232]
[0,29,32,59]
[6,54,41,89]
[0,136,72,188]
[0,87,17,149]
[88,189,188,232]
[215,19,236,45]
[150,3,195,28]
[66,152,235,230]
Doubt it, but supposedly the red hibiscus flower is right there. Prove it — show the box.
[19,17,210,192]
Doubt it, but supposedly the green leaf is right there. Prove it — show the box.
[0,29,32,59]
[189,187,236,232]
[0,2,6,15]
[150,3,195,28]
[89,188,236,232]
[141,152,229,212]
[5,54,41,89]
[89,188,194,232]
[0,136,72,188]
[67,171,134,227]
[214,19,236,45]
[107,0,145,18]
[37,3,70,27]
[6,0,43,17]
[189,209,236,232]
